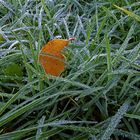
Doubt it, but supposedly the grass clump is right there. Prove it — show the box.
[0,0,140,139]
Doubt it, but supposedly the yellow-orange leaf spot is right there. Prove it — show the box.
[39,38,74,76]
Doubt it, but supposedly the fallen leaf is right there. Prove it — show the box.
[39,38,74,76]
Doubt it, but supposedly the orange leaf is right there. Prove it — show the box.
[39,39,73,76]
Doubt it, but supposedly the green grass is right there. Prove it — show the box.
[0,0,140,139]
